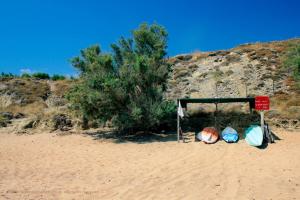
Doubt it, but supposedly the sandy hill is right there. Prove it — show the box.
[166,39,300,129]
[0,39,299,133]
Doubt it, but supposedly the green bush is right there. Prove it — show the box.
[32,72,50,79]
[283,42,300,88]
[0,72,17,78]
[51,74,66,81]
[67,23,176,133]
[21,73,31,78]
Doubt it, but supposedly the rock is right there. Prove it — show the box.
[208,52,217,57]
[225,53,241,63]
[174,69,190,79]
[257,82,265,87]
[216,50,230,56]
[0,83,8,91]
[22,119,39,129]
[175,54,192,61]
[52,114,72,131]
[0,112,13,120]
[214,57,223,62]
[0,120,7,127]
[14,113,25,119]
[187,64,198,71]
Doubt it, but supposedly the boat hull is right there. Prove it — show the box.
[197,127,219,144]
[245,125,263,147]
[222,127,239,143]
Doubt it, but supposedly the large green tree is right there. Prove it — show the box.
[68,23,175,132]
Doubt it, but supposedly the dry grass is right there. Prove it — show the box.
[0,78,50,104]
[173,68,190,79]
[50,80,73,97]
[269,93,300,119]
[233,38,300,53]
[0,79,74,116]
[0,101,48,116]
[187,39,300,63]
[0,78,50,116]
[190,51,210,61]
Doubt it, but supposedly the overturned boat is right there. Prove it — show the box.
[221,127,239,143]
[197,127,219,144]
[244,125,263,147]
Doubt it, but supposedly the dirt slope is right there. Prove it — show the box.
[0,39,299,132]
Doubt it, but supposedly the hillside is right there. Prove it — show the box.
[0,39,299,133]
[166,39,300,128]
[0,78,74,133]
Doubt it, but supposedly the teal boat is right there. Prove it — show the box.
[244,125,263,147]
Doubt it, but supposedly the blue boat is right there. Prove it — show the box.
[244,125,263,147]
[221,127,239,143]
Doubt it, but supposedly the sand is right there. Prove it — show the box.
[0,129,299,200]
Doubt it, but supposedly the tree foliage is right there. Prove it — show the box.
[32,72,50,79]
[21,73,31,78]
[67,23,175,132]
[0,72,17,78]
[51,74,66,81]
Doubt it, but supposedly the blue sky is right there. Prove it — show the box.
[0,0,299,76]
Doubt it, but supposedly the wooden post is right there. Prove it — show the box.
[177,101,180,143]
[260,111,264,136]
[215,103,218,127]
[272,79,275,96]
[215,103,219,132]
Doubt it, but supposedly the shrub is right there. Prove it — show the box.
[67,23,176,133]
[21,73,31,78]
[0,72,17,78]
[32,72,50,79]
[283,42,300,88]
[51,74,66,81]
[212,69,224,81]
[0,115,8,127]
[225,70,234,76]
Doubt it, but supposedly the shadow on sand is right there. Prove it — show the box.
[257,130,281,149]
[84,129,178,144]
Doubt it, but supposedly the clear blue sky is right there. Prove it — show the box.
[0,0,299,76]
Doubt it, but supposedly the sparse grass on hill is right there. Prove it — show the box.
[0,78,50,115]
[282,41,300,88]
[51,79,73,97]
[270,93,300,120]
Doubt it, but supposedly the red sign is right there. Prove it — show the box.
[255,96,270,110]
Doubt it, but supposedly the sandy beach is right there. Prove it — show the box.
[0,129,299,200]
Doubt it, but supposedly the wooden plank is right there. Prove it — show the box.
[178,97,255,108]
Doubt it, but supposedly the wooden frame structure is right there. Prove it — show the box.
[177,97,255,142]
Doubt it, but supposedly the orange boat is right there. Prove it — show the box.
[197,127,219,144]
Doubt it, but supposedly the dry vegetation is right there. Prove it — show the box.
[0,78,73,115]
[50,79,73,97]
[1,39,300,132]
[0,78,78,132]
[167,39,300,129]
[0,78,50,115]
[269,93,300,120]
